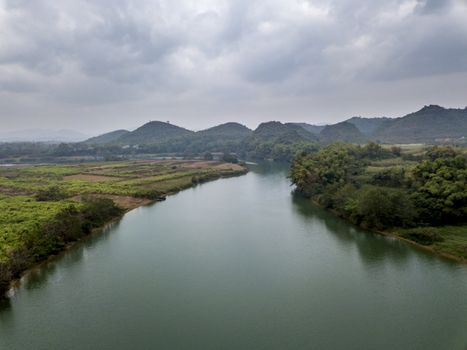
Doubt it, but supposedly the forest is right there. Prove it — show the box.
[290,143,467,260]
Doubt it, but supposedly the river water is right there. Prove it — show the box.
[1,163,466,349]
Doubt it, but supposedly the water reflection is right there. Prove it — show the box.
[4,219,123,301]
[291,192,413,267]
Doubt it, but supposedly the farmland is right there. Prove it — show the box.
[0,160,247,296]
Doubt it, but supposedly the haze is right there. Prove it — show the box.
[1,0,467,134]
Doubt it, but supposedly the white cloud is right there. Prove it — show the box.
[0,0,466,132]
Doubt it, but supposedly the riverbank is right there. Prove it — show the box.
[290,144,467,263]
[306,197,467,264]
[0,160,248,298]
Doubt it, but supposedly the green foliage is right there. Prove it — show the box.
[0,160,247,297]
[203,152,213,160]
[290,142,467,260]
[348,186,416,229]
[222,152,238,163]
[411,146,467,224]
[400,228,444,245]
[371,167,406,187]
[290,143,364,196]
[35,186,69,201]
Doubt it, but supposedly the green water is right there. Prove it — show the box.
[1,163,466,349]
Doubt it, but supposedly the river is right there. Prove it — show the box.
[1,162,466,349]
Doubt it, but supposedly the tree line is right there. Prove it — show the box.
[290,143,467,243]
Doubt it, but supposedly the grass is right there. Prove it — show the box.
[0,160,247,263]
[397,226,467,261]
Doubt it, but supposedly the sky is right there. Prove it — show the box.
[0,0,467,135]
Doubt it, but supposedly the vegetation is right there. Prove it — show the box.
[2,105,466,165]
[290,143,467,261]
[0,160,247,298]
[372,105,467,143]
[319,122,367,144]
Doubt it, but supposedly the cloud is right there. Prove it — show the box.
[0,0,466,132]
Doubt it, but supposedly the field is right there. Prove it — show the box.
[0,160,247,264]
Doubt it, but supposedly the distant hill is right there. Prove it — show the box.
[345,116,391,135]
[372,105,467,143]
[252,121,317,143]
[84,129,130,144]
[117,121,194,145]
[290,123,326,135]
[0,129,89,143]
[197,122,252,139]
[320,122,367,143]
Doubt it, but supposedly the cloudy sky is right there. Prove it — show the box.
[0,0,466,134]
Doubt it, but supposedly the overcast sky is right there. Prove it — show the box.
[1,0,466,134]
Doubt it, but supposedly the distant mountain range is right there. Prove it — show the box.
[371,105,467,143]
[290,105,467,144]
[0,129,89,143]
[3,105,465,145]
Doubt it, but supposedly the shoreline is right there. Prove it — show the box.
[2,167,248,300]
[308,198,467,264]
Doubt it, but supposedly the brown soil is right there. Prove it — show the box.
[64,174,125,182]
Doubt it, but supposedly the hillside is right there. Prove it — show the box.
[372,105,467,143]
[345,116,391,135]
[289,123,326,135]
[117,121,194,145]
[84,129,130,144]
[319,121,367,143]
[197,122,252,139]
[252,121,316,143]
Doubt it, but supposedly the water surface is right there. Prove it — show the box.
[1,163,466,349]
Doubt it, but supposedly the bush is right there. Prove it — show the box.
[400,228,444,245]
[81,197,124,229]
[222,152,238,163]
[203,152,213,161]
[0,262,12,297]
[349,186,416,229]
[35,186,69,201]
[371,167,406,187]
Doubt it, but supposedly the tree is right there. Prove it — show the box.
[203,152,213,161]
[411,147,467,224]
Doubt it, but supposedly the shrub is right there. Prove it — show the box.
[0,262,12,297]
[35,186,69,201]
[400,228,444,245]
[350,186,416,229]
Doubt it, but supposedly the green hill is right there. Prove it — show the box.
[117,121,194,145]
[320,121,367,143]
[197,122,252,140]
[372,105,467,143]
[289,123,326,135]
[252,121,317,143]
[84,129,130,144]
[345,116,391,135]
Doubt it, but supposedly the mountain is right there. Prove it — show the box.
[290,123,326,135]
[84,129,130,144]
[0,129,89,143]
[197,122,252,139]
[319,121,367,143]
[117,121,194,145]
[252,121,317,143]
[372,105,467,143]
[345,116,391,135]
